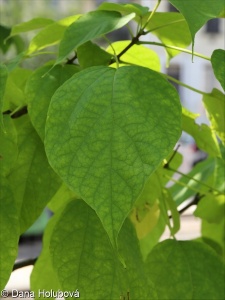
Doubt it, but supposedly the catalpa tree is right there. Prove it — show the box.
[0,1,224,299]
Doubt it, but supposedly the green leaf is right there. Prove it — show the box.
[203,88,225,145]
[0,64,8,124]
[211,49,225,91]
[26,64,79,141]
[9,18,54,37]
[194,194,225,223]
[98,2,149,18]
[146,239,225,299]
[45,65,181,246]
[8,116,61,233]
[50,200,157,299]
[26,15,81,55]
[107,41,160,71]
[56,11,135,65]
[30,211,63,299]
[77,41,112,69]
[182,107,221,157]
[0,176,20,290]
[169,0,225,46]
[141,12,191,62]
[0,115,18,176]
[2,67,32,111]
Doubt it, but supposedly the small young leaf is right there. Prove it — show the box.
[211,49,225,91]
[9,18,54,37]
[45,65,181,246]
[26,64,79,140]
[107,41,160,71]
[140,12,191,62]
[146,239,225,300]
[169,0,224,47]
[27,15,81,55]
[203,88,225,145]
[0,176,20,290]
[77,41,112,69]
[56,10,135,65]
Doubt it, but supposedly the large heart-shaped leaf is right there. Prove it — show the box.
[45,65,181,245]
[169,0,225,47]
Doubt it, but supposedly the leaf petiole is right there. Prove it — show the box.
[138,41,210,61]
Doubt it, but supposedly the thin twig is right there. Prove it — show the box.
[13,257,38,271]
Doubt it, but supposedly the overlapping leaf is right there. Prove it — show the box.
[26,64,79,140]
[9,18,54,37]
[146,239,225,299]
[26,15,81,55]
[0,177,20,290]
[45,65,181,245]
[182,107,221,157]
[0,64,8,125]
[50,200,157,300]
[77,41,112,69]
[30,207,64,299]
[0,115,18,176]
[169,0,225,46]
[56,10,135,65]
[8,116,61,233]
[211,49,225,91]
[98,2,149,21]
[2,67,32,111]
[107,41,160,71]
